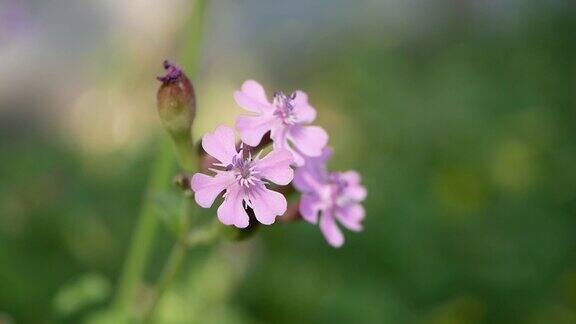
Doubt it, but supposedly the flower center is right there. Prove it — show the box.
[322,172,350,207]
[231,150,261,188]
[273,91,298,125]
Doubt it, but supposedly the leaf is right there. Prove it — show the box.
[52,273,111,317]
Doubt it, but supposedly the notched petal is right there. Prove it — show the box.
[217,185,249,228]
[255,149,294,185]
[249,186,287,225]
[320,212,345,248]
[336,204,365,232]
[191,172,235,208]
[234,80,273,113]
[288,125,328,158]
[202,125,238,165]
[236,115,275,147]
[299,194,322,224]
[292,90,317,123]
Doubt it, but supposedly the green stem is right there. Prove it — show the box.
[181,0,209,76]
[115,0,209,317]
[114,136,175,312]
[143,240,187,324]
[143,202,220,323]
[173,134,196,173]
[142,216,220,323]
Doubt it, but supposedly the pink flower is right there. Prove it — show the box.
[191,125,294,228]
[234,80,328,166]
[294,148,367,248]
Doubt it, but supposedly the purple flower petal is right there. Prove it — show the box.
[234,80,273,113]
[249,185,287,225]
[292,90,308,105]
[344,184,368,202]
[192,124,298,228]
[217,184,249,228]
[255,149,294,185]
[292,90,317,123]
[341,171,367,201]
[202,125,238,165]
[270,120,288,146]
[340,171,361,185]
[191,172,236,208]
[336,204,365,232]
[317,147,334,163]
[294,147,332,192]
[270,123,307,166]
[288,125,329,158]
[293,167,323,193]
[320,212,344,248]
[290,147,306,166]
[299,194,322,224]
[236,114,275,146]
[293,149,367,247]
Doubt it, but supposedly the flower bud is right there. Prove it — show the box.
[157,60,197,171]
[156,60,196,139]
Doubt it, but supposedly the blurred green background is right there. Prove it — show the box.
[1,0,575,323]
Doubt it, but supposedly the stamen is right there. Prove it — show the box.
[273,90,298,125]
[219,149,266,189]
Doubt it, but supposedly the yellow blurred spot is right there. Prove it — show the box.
[192,79,239,140]
[64,88,152,155]
[320,103,366,166]
[491,139,536,193]
[434,167,485,215]
[560,269,576,310]
[156,291,189,324]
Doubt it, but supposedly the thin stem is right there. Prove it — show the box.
[173,133,196,173]
[143,240,187,324]
[143,206,221,322]
[115,0,209,317]
[114,136,175,312]
[181,0,209,76]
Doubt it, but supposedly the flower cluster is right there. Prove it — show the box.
[191,80,366,247]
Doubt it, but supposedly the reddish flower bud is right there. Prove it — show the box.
[156,60,196,139]
[156,60,197,171]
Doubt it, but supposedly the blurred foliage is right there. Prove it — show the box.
[53,274,111,318]
[1,3,576,324]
